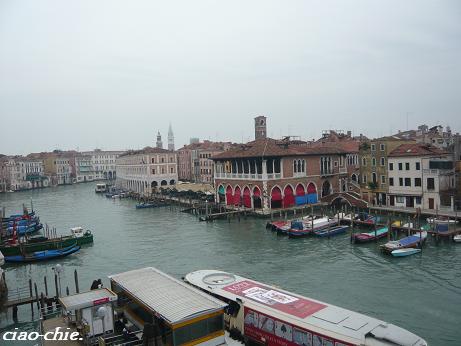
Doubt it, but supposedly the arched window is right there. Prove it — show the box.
[293,160,297,173]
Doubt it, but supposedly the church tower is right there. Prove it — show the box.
[254,116,267,140]
[156,131,163,149]
[168,123,175,151]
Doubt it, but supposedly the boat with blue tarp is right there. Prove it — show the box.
[313,225,349,237]
[381,231,427,254]
[4,244,81,263]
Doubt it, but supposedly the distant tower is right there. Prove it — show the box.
[168,123,175,151]
[156,131,163,149]
[254,116,267,140]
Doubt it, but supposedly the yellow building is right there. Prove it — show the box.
[359,136,415,205]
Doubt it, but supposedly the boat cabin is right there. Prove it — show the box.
[95,183,107,193]
[41,288,118,345]
[109,267,227,346]
[70,227,84,238]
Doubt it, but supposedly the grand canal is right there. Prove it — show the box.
[1,183,460,345]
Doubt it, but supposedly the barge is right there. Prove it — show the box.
[185,270,427,346]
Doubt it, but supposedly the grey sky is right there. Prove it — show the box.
[1,0,460,155]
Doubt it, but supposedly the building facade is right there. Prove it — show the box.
[43,153,73,186]
[73,155,96,183]
[81,150,124,180]
[212,138,364,212]
[388,144,455,210]
[0,156,49,191]
[115,147,178,195]
[359,136,415,206]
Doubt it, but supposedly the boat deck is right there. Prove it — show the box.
[42,317,82,346]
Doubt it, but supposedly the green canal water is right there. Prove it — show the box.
[0,183,460,345]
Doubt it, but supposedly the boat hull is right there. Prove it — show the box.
[392,248,421,257]
[5,245,81,263]
[314,225,349,237]
[0,233,93,256]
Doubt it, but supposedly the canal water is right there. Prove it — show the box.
[0,183,460,345]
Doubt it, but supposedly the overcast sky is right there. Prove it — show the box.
[1,0,460,155]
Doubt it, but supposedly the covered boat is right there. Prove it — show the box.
[288,217,339,238]
[381,231,427,254]
[184,270,427,346]
[4,244,80,263]
[313,225,349,237]
[352,227,388,243]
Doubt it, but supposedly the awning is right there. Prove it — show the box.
[271,187,282,201]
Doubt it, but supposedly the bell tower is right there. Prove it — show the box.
[254,116,267,140]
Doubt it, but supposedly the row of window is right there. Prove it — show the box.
[389,162,420,171]
[362,157,386,167]
[370,143,386,151]
[389,177,435,189]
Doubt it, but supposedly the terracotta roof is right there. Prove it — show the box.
[388,143,448,157]
[179,141,234,151]
[211,138,349,160]
[119,146,172,157]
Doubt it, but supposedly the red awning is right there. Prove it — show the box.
[253,187,261,197]
[271,187,282,201]
[307,183,317,194]
[296,184,305,196]
[284,186,295,207]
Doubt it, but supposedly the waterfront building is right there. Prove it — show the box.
[81,149,123,180]
[168,123,175,151]
[212,137,364,212]
[115,147,178,195]
[388,143,456,210]
[0,156,49,191]
[72,155,95,183]
[178,140,233,183]
[359,136,415,206]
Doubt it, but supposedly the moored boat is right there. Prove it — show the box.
[391,248,422,257]
[352,227,388,243]
[0,228,93,257]
[4,244,81,263]
[95,183,107,193]
[453,234,461,243]
[381,231,427,254]
[184,270,427,346]
[135,202,157,209]
[288,217,339,238]
[313,225,349,237]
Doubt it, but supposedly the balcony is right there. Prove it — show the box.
[214,172,280,180]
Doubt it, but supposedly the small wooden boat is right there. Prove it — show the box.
[314,225,349,237]
[135,203,157,209]
[4,244,81,263]
[352,227,388,243]
[391,248,421,257]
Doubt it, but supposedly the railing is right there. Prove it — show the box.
[214,173,279,180]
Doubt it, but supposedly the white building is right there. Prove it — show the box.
[0,157,48,191]
[74,155,95,183]
[388,143,455,210]
[81,149,124,180]
[115,147,178,195]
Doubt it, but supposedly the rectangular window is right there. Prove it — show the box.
[389,163,393,170]
[380,143,385,151]
[363,175,367,183]
[362,158,367,166]
[152,169,156,174]
[380,157,385,166]
[371,144,376,151]
[427,177,435,190]
[405,178,411,186]
[381,175,386,184]
[399,177,403,186]
[415,196,422,204]
[405,162,410,170]
[389,177,394,186]
[396,196,404,203]
[415,162,420,170]
[398,162,403,170]
[415,178,421,187]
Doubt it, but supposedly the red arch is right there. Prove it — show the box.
[271,186,282,201]
[226,185,233,205]
[243,187,251,208]
[253,186,261,197]
[307,183,317,194]
[234,186,241,206]
[295,184,305,196]
[283,185,295,208]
